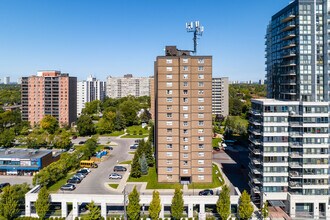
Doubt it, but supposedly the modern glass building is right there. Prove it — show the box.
[250,0,330,218]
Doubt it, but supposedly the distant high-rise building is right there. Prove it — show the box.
[77,75,106,116]
[212,77,229,117]
[249,1,330,219]
[4,76,10,84]
[106,74,150,98]
[152,46,213,183]
[21,71,77,127]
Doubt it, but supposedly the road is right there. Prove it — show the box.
[66,136,136,194]
[0,175,32,186]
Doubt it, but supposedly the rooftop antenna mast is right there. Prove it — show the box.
[186,21,204,54]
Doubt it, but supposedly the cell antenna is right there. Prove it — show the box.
[186,21,204,54]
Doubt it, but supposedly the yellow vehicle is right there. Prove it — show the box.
[80,160,98,168]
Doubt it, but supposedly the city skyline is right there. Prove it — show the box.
[0,0,290,81]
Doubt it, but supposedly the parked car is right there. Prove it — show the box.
[76,170,88,177]
[67,177,81,184]
[199,189,214,196]
[80,168,91,173]
[68,147,75,153]
[134,139,140,144]
[72,136,77,139]
[78,141,85,145]
[104,146,113,150]
[72,174,84,181]
[109,173,123,179]
[0,182,10,192]
[129,145,137,150]
[60,184,76,191]
[213,147,220,151]
[113,166,127,172]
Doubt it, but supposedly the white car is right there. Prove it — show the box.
[109,173,122,179]
[80,168,91,173]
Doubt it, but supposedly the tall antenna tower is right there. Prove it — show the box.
[186,21,204,54]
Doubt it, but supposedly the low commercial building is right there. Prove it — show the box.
[0,148,59,175]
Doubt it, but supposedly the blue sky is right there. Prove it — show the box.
[0,0,291,82]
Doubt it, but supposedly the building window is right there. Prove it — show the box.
[167,128,172,133]
[183,74,188,79]
[183,98,188,103]
[198,113,204,118]
[183,82,188,87]
[166,144,173,149]
[183,66,188,71]
[167,174,173,179]
[166,82,173,87]
[183,153,188,158]
[166,90,172,95]
[198,82,204,87]
[183,106,188,111]
[183,113,188,119]
[183,129,188,134]
[166,136,172,141]
[166,160,172,165]
[198,167,204,172]
[167,113,173,118]
[198,98,204,103]
[183,137,188,142]
[167,167,173,172]
[198,160,205,164]
[198,129,204,133]
[198,144,204,149]
[199,121,204,126]
[198,106,204,110]
[166,121,173,126]
[183,145,188,150]
[198,152,205,157]
[182,169,188,174]
[198,58,204,64]
[198,74,204,79]
[183,90,188,95]
[183,58,188,63]
[167,105,172,110]
[198,90,204,95]
[166,74,173,79]
[198,66,204,71]
[166,67,173,71]
[198,175,205,180]
[166,152,173,157]
[198,136,204,141]
[166,59,172,64]
[167,97,173,102]
[183,161,188,166]
[183,121,188,126]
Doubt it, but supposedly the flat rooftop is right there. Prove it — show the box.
[0,148,52,159]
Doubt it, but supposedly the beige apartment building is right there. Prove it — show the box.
[153,46,212,183]
[21,71,77,127]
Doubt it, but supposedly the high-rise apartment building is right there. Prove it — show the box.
[77,75,106,116]
[249,1,330,218]
[212,77,229,117]
[153,46,212,183]
[21,71,77,127]
[4,76,10,85]
[106,74,150,98]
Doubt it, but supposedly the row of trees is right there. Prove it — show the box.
[0,84,21,106]
[33,137,98,187]
[130,139,154,178]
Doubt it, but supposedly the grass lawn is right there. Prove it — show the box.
[188,164,224,189]
[108,184,119,189]
[128,152,135,154]
[104,130,125,137]
[228,116,249,127]
[119,160,132,164]
[48,172,74,192]
[212,138,222,147]
[128,167,182,189]
[121,134,148,138]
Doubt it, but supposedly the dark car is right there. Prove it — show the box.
[113,166,127,172]
[199,189,214,196]
[67,177,81,184]
[134,139,141,144]
[0,182,10,192]
[77,169,89,175]
[129,145,137,150]
[60,184,76,191]
[213,147,220,151]
[78,141,85,145]
[72,136,77,140]
[104,146,113,150]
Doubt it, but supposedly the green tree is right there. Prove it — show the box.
[76,115,95,136]
[35,186,50,220]
[96,111,116,134]
[149,190,161,220]
[82,100,101,115]
[261,201,269,219]
[171,186,184,220]
[139,153,148,175]
[113,111,126,131]
[144,141,154,167]
[130,154,142,178]
[216,185,231,220]
[82,201,101,220]
[119,99,140,126]
[53,130,72,149]
[127,186,141,220]
[238,190,254,220]
[140,109,151,123]
[40,115,59,134]
[0,128,15,148]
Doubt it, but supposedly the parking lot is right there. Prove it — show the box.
[0,175,33,186]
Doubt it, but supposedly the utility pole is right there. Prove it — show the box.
[124,185,127,220]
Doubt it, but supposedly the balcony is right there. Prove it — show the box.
[289,132,303,138]
[281,70,296,76]
[289,171,302,178]
[289,181,302,188]
[281,80,296,85]
[249,138,261,146]
[252,149,261,155]
[289,162,302,168]
[252,158,261,165]
[281,14,295,23]
[249,119,261,126]
[281,32,296,41]
[249,128,261,136]
[289,152,303,158]
[281,21,296,32]
[252,186,261,194]
[253,177,262,184]
[281,60,296,67]
[289,122,303,127]
[249,110,261,116]
[282,50,296,58]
